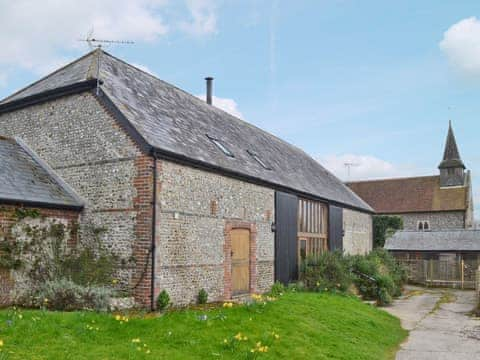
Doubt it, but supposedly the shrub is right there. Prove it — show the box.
[269,281,286,297]
[350,249,407,305]
[157,290,170,311]
[198,289,208,305]
[16,278,113,311]
[300,251,352,293]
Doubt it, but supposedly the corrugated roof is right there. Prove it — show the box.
[346,175,467,214]
[385,230,480,251]
[0,136,83,209]
[0,50,372,212]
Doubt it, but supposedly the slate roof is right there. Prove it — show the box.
[346,175,468,214]
[0,50,372,212]
[0,136,83,209]
[385,230,480,252]
[439,121,465,169]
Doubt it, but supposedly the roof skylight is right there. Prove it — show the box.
[247,150,272,170]
[206,135,234,157]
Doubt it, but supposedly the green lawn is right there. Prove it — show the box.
[0,293,406,359]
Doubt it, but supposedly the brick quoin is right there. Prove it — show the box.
[132,155,155,307]
[223,221,257,300]
[0,204,80,306]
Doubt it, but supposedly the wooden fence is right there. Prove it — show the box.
[398,259,480,290]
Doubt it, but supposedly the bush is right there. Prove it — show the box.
[157,290,170,311]
[16,278,113,311]
[350,249,407,305]
[300,251,353,293]
[269,281,286,297]
[198,289,208,304]
[298,249,407,306]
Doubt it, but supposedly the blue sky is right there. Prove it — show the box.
[1,1,479,216]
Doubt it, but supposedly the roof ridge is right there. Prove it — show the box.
[0,49,98,104]
[346,174,438,184]
[14,137,85,207]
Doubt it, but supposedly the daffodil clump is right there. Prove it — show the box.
[114,314,129,324]
[222,302,234,308]
[222,330,280,358]
[86,320,100,331]
[131,338,151,354]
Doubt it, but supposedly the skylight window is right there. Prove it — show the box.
[247,150,272,170]
[206,135,234,157]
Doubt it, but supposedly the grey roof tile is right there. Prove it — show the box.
[0,50,372,212]
[385,230,480,251]
[0,137,83,208]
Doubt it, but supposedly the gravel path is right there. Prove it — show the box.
[384,286,480,360]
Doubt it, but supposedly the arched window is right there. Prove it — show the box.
[418,222,423,231]
[423,221,429,230]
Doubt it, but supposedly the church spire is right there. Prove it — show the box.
[438,120,465,169]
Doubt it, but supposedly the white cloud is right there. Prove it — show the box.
[180,0,217,35]
[196,94,243,118]
[317,154,429,181]
[439,17,480,76]
[0,1,217,83]
[131,63,157,77]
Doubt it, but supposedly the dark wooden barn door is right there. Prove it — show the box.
[231,229,250,295]
[329,205,343,251]
[275,191,299,284]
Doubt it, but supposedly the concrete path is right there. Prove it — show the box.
[384,286,480,360]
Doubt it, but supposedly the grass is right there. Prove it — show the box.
[0,292,407,360]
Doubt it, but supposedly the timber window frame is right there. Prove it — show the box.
[297,198,328,263]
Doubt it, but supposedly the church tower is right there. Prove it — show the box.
[438,121,465,187]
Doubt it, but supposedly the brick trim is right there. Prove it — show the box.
[223,221,257,299]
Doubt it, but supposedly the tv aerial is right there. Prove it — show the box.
[78,29,134,49]
[78,29,134,95]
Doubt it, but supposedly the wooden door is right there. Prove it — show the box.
[231,229,250,295]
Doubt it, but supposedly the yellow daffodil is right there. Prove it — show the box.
[115,315,121,321]
[112,279,118,284]
[223,339,228,344]
[234,333,243,340]
[146,350,151,354]
[0,339,3,347]
[132,338,141,343]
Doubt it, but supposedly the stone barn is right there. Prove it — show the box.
[0,49,373,308]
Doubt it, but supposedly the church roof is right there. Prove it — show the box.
[0,136,83,209]
[385,230,480,252]
[0,49,372,213]
[438,121,465,169]
[346,175,468,214]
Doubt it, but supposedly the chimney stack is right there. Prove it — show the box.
[205,77,213,105]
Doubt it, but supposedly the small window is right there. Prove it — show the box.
[206,135,234,157]
[423,221,430,230]
[418,221,430,231]
[247,150,271,170]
